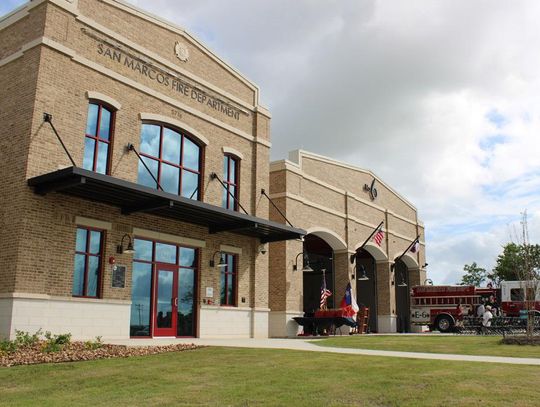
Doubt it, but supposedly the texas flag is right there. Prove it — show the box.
[340,282,360,317]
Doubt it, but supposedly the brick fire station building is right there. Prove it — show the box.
[0,0,425,340]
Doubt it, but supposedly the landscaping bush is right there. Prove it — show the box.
[42,332,72,353]
[84,336,103,350]
[14,329,42,348]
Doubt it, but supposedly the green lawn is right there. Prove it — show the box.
[314,335,540,358]
[1,347,539,406]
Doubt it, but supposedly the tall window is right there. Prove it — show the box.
[220,253,237,306]
[222,155,238,210]
[73,227,104,297]
[83,103,114,174]
[137,123,201,200]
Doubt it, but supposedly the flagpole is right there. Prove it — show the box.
[394,235,420,265]
[350,221,384,263]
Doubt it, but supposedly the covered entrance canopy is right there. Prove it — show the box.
[28,167,306,243]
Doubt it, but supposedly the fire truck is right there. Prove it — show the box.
[410,281,540,332]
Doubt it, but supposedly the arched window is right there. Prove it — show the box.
[82,102,114,174]
[137,123,202,200]
[222,154,239,210]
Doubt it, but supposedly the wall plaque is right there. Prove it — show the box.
[112,265,126,288]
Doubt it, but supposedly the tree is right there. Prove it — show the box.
[491,212,540,340]
[489,242,540,283]
[459,262,487,286]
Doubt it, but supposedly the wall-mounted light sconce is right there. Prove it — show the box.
[116,234,135,254]
[424,278,433,286]
[293,252,313,272]
[422,263,429,268]
[210,251,227,268]
[259,243,268,255]
[398,273,408,287]
[357,264,369,281]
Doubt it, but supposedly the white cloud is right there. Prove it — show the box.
[5,1,538,285]
[127,0,540,284]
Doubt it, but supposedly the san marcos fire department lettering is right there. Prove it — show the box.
[96,42,242,121]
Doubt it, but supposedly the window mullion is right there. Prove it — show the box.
[93,106,102,172]
[83,230,90,296]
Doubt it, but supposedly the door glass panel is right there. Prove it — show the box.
[179,248,196,268]
[177,268,194,336]
[130,262,152,337]
[156,243,177,264]
[156,269,173,329]
[134,239,152,261]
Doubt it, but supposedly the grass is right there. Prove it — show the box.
[1,347,540,406]
[314,335,540,358]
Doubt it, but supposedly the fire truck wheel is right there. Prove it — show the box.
[435,315,454,333]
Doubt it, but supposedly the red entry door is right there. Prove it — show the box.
[153,263,178,337]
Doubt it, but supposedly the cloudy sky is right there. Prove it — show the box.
[2,0,539,284]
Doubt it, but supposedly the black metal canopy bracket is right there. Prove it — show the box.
[260,189,295,228]
[210,172,249,215]
[126,143,164,191]
[43,113,76,167]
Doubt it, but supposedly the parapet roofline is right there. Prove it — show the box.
[270,149,418,213]
[0,0,261,106]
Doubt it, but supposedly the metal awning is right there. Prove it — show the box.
[27,167,305,243]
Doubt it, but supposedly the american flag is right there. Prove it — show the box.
[373,225,384,246]
[320,279,332,309]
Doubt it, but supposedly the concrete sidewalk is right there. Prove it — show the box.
[107,337,540,366]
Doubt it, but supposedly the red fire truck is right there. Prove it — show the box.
[410,281,540,332]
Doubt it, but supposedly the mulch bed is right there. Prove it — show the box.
[0,342,202,367]
[501,336,540,346]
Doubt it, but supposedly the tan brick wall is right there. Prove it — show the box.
[0,0,273,321]
[269,151,426,325]
[0,45,42,293]
[0,3,46,60]
[301,156,417,219]
[376,261,393,315]
[76,0,257,106]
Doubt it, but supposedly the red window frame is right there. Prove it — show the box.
[84,102,114,174]
[73,226,105,298]
[131,237,200,338]
[139,123,202,200]
[220,253,237,306]
[223,154,239,210]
